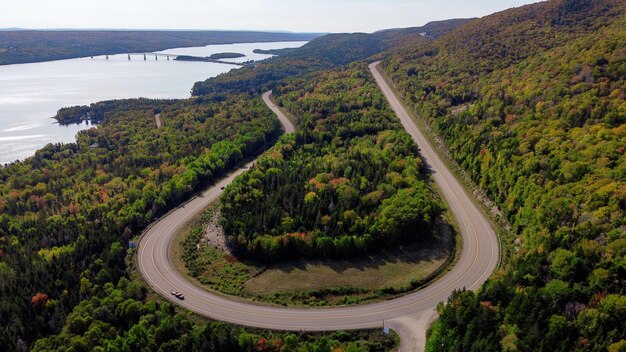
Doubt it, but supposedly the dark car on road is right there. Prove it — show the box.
[170,291,185,300]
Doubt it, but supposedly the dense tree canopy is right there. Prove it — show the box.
[30,278,396,352]
[0,94,280,349]
[220,64,442,261]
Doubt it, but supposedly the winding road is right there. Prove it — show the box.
[137,65,499,352]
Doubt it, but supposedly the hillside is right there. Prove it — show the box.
[380,0,626,350]
[278,19,476,66]
[374,18,475,47]
[281,33,388,66]
[0,30,321,65]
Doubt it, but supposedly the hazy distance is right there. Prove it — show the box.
[4,0,540,33]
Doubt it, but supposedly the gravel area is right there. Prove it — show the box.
[202,210,231,254]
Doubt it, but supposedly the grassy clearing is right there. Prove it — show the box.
[246,229,452,295]
[171,203,456,306]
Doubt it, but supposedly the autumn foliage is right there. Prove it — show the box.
[31,293,48,308]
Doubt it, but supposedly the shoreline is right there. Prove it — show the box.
[0,35,317,66]
[0,41,305,165]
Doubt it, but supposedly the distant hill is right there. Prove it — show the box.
[191,19,472,95]
[374,18,476,45]
[0,30,323,65]
[280,32,388,66]
[278,19,475,66]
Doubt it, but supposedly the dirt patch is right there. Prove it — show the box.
[450,104,471,115]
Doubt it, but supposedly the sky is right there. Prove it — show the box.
[1,0,541,33]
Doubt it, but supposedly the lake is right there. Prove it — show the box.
[0,41,307,165]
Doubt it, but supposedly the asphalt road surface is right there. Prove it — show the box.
[137,68,499,351]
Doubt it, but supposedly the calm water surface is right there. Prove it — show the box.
[0,41,306,164]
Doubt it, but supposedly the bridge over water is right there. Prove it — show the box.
[93,52,247,66]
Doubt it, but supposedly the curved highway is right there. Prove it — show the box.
[137,66,499,351]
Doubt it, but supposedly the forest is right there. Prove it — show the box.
[381,0,625,350]
[29,278,396,352]
[54,98,180,124]
[0,94,282,349]
[219,64,442,261]
[2,0,624,349]
[0,30,320,65]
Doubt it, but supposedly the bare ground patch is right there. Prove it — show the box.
[201,210,231,254]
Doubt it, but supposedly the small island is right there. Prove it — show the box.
[208,52,245,59]
[174,54,247,66]
[175,55,212,62]
[253,48,296,56]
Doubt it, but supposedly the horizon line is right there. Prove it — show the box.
[0,27,330,34]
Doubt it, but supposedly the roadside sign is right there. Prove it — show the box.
[383,326,390,334]
[129,241,137,250]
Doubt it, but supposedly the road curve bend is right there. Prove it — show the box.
[137,71,499,351]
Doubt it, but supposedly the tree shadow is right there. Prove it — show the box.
[269,219,455,275]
